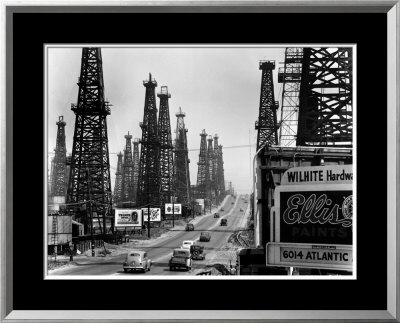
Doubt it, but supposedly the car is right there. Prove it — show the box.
[231,202,234,205]
[123,250,151,273]
[213,212,220,218]
[190,245,206,260]
[185,223,194,231]
[169,248,192,271]
[199,231,211,242]
[181,240,195,249]
[220,208,224,211]
[220,218,227,226]
[240,208,244,212]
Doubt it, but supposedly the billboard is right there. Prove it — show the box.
[165,204,182,215]
[267,165,353,271]
[142,208,161,222]
[115,209,142,227]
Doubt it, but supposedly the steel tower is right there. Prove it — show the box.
[157,86,174,208]
[297,47,353,147]
[213,134,220,204]
[51,116,67,197]
[132,138,140,203]
[218,145,225,195]
[196,129,208,199]
[113,152,123,206]
[121,132,135,205]
[206,135,215,206]
[137,73,160,207]
[278,48,303,147]
[67,47,112,234]
[255,60,279,150]
[174,107,191,206]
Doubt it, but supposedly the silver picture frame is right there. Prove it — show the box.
[1,1,399,322]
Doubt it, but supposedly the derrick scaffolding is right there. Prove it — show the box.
[196,129,208,199]
[157,86,174,213]
[174,107,191,207]
[255,60,279,150]
[50,116,67,198]
[297,47,353,147]
[113,152,123,206]
[137,73,160,208]
[278,48,303,147]
[121,132,135,206]
[206,135,215,207]
[67,47,113,235]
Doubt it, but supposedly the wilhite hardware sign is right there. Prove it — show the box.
[267,243,352,270]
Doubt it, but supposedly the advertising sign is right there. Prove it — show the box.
[281,165,353,186]
[165,204,182,215]
[266,242,352,271]
[115,209,142,227]
[142,208,161,222]
[278,189,352,245]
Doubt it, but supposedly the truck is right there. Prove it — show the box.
[169,248,192,271]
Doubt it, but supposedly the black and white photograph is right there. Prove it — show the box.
[45,45,354,278]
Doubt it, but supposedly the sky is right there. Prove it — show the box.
[47,46,286,195]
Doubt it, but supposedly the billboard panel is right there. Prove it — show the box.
[115,209,142,227]
[142,208,161,222]
[165,204,182,215]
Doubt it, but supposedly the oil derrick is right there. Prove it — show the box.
[137,73,160,207]
[132,138,140,202]
[51,116,67,197]
[113,152,123,206]
[67,47,112,235]
[121,132,135,205]
[218,145,225,195]
[255,61,279,150]
[157,86,174,209]
[206,135,215,206]
[196,129,208,199]
[213,134,220,204]
[174,107,191,206]
[278,48,303,147]
[297,48,352,147]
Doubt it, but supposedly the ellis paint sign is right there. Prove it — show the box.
[267,165,353,271]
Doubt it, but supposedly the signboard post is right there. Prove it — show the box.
[165,203,182,227]
[266,165,353,273]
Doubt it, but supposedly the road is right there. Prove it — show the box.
[50,195,250,276]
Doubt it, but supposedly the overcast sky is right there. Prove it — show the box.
[47,46,286,195]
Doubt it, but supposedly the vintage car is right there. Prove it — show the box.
[220,218,228,226]
[240,208,244,212]
[181,240,195,250]
[220,208,224,211]
[185,223,194,231]
[199,231,211,242]
[190,245,206,260]
[169,248,192,271]
[123,250,151,273]
[213,212,220,218]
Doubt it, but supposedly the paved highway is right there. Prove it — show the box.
[50,195,250,277]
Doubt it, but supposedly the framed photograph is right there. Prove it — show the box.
[1,1,398,322]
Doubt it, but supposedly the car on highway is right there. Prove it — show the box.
[169,248,192,271]
[199,231,211,242]
[221,208,224,211]
[220,218,227,226]
[240,208,244,212]
[190,245,206,260]
[213,212,220,218]
[231,202,234,205]
[185,223,194,231]
[123,250,151,273]
[181,240,195,249]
